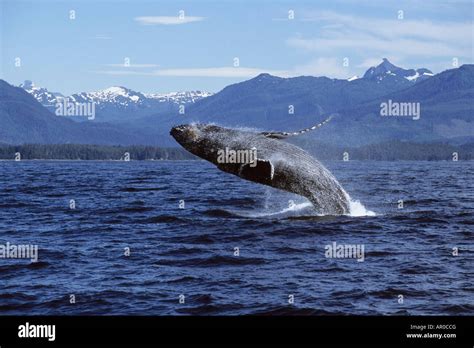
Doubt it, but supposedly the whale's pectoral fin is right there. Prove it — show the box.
[239,159,274,182]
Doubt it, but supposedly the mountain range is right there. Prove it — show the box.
[2,59,472,148]
[362,58,433,82]
[20,81,212,122]
[0,80,158,145]
[177,60,472,146]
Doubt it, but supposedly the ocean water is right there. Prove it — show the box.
[0,160,472,315]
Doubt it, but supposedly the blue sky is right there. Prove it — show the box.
[1,0,473,95]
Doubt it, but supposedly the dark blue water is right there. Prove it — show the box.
[0,160,472,315]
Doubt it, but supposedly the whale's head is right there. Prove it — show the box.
[170,123,228,162]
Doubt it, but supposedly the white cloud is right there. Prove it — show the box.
[292,58,350,79]
[152,67,288,78]
[93,66,289,78]
[93,60,364,79]
[90,70,152,76]
[134,16,204,25]
[106,63,160,68]
[91,35,112,40]
[287,11,473,60]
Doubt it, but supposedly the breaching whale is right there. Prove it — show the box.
[170,116,350,215]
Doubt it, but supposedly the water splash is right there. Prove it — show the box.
[229,186,375,218]
[229,196,376,219]
[230,200,315,218]
[268,201,314,216]
[347,199,376,217]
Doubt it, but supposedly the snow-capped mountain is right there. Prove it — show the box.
[70,86,148,109]
[19,59,430,123]
[182,63,473,147]
[19,80,64,106]
[19,82,212,122]
[69,87,212,107]
[146,91,213,104]
[8,62,473,147]
[362,58,433,83]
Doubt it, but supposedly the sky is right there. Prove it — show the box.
[1,0,473,95]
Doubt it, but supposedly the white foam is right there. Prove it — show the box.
[232,198,376,219]
[275,201,313,215]
[230,187,376,218]
[231,200,314,218]
[348,199,376,217]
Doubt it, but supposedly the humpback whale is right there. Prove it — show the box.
[170,116,350,215]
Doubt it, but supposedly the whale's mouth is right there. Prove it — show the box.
[170,124,199,145]
[170,125,187,139]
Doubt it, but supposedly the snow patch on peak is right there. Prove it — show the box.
[19,80,63,105]
[102,86,129,95]
[145,90,213,104]
[20,80,214,118]
[405,72,420,81]
[363,59,433,83]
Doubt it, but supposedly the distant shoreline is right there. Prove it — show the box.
[0,159,198,162]
[1,142,473,161]
[0,159,472,162]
